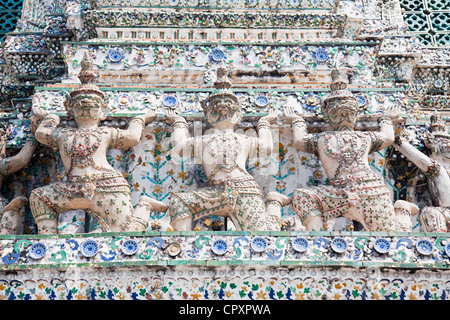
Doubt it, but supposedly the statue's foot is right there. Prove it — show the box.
[1,196,28,214]
[394,200,419,215]
[303,216,324,231]
[343,205,371,232]
[139,196,168,212]
[266,192,291,206]
[0,197,27,235]
[420,206,447,232]
[170,218,192,231]
[36,219,58,234]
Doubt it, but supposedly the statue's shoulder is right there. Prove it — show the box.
[98,126,112,134]
[58,127,74,135]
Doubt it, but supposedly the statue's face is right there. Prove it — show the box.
[324,98,358,130]
[439,139,450,158]
[0,127,9,158]
[427,135,450,159]
[205,97,242,127]
[69,94,107,121]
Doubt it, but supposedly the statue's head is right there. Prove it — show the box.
[423,112,450,157]
[65,52,109,122]
[322,68,359,131]
[0,123,9,158]
[0,123,8,142]
[201,67,242,128]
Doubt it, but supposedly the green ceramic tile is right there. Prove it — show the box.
[167,260,188,265]
[207,260,228,266]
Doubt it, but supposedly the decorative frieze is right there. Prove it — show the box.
[62,42,377,85]
[86,10,346,31]
[92,0,335,10]
[0,232,449,269]
[31,87,408,116]
[0,263,448,300]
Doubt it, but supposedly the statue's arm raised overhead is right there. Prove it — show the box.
[0,127,37,178]
[256,108,278,158]
[110,109,156,150]
[373,103,406,151]
[166,109,191,156]
[32,106,61,149]
[393,136,434,173]
[374,115,396,151]
[283,105,315,154]
[393,113,448,174]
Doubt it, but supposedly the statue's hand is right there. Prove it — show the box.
[259,107,278,125]
[166,109,186,124]
[283,105,304,123]
[141,108,156,124]
[31,106,49,122]
[30,106,51,134]
[383,105,403,123]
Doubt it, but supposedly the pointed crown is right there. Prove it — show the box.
[323,68,358,106]
[201,66,241,114]
[69,52,104,100]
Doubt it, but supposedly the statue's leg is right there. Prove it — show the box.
[291,188,325,231]
[420,206,448,232]
[443,208,450,231]
[232,194,267,231]
[30,184,90,234]
[265,192,291,231]
[90,192,137,232]
[393,200,419,232]
[29,187,60,234]
[361,194,396,232]
[303,216,324,231]
[168,194,193,231]
[128,196,168,232]
[0,196,28,235]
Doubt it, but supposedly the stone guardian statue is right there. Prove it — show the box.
[284,68,399,232]
[29,52,167,234]
[166,67,290,231]
[0,125,37,234]
[394,113,450,232]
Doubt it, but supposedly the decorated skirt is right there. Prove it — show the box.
[52,170,131,200]
[170,175,263,223]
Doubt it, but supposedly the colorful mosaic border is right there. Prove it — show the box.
[1,231,449,271]
[62,42,376,78]
[0,264,448,300]
[0,231,449,300]
[31,87,407,116]
[86,10,346,30]
[93,0,335,10]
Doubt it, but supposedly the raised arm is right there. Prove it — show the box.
[111,109,156,149]
[375,116,395,150]
[32,106,60,148]
[394,136,435,173]
[166,109,191,156]
[283,105,314,153]
[0,139,38,177]
[256,108,277,158]
[374,105,404,151]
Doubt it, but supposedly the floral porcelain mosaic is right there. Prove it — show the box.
[2,232,450,268]
[0,232,449,300]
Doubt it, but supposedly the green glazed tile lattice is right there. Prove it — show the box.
[0,0,23,42]
[401,0,450,46]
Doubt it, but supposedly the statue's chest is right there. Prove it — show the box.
[204,132,242,164]
[62,129,104,160]
[320,132,372,179]
[322,132,369,163]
